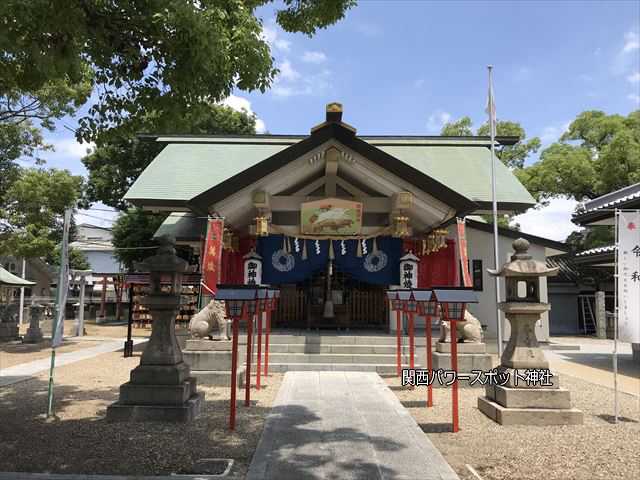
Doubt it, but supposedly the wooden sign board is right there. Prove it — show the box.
[301,198,363,235]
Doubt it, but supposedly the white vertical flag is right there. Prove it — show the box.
[52,208,72,348]
[618,210,640,343]
[485,74,497,137]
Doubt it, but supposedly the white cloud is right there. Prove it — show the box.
[626,72,640,85]
[614,31,640,73]
[513,197,579,242]
[513,66,532,82]
[414,78,425,88]
[539,121,571,144]
[354,23,381,37]
[278,59,301,81]
[261,26,291,52]
[620,31,639,55]
[302,51,327,64]
[49,137,95,159]
[594,47,601,56]
[221,94,267,133]
[629,93,640,103]
[578,74,592,82]
[426,110,451,133]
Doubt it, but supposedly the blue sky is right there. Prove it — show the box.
[37,1,640,239]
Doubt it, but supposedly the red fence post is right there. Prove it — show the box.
[265,310,270,377]
[256,312,262,390]
[245,315,253,407]
[230,318,239,430]
[409,313,415,391]
[396,310,402,377]
[451,318,459,433]
[426,315,433,407]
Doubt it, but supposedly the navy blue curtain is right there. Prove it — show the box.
[259,236,328,283]
[333,236,402,285]
[258,235,402,285]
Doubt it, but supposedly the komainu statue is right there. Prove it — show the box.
[439,310,484,343]
[189,300,230,340]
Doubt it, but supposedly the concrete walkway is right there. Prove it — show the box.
[246,371,459,480]
[0,338,147,387]
[545,343,640,396]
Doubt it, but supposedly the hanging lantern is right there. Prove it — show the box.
[434,228,448,250]
[254,216,269,237]
[394,215,410,237]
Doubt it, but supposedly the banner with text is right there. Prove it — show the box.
[456,218,473,287]
[201,218,224,295]
[618,210,640,343]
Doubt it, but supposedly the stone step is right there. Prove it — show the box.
[252,352,425,365]
[266,343,414,354]
[238,334,431,346]
[254,362,408,373]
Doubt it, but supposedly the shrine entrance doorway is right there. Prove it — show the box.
[272,264,387,330]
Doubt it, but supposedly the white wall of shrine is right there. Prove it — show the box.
[463,226,550,342]
[388,225,551,343]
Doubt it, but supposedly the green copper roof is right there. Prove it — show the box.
[0,266,36,287]
[375,145,534,206]
[125,136,534,208]
[125,143,289,202]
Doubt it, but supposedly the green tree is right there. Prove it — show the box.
[517,110,640,202]
[82,104,257,210]
[440,116,541,169]
[0,168,85,259]
[0,0,355,143]
[45,246,92,270]
[110,208,169,271]
[1,77,93,198]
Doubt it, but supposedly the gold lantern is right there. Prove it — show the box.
[254,216,269,236]
[393,215,410,237]
[434,228,448,250]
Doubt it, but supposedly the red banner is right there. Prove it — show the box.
[201,218,224,294]
[456,218,472,287]
[402,238,458,287]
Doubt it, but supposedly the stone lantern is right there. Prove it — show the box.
[478,238,583,425]
[107,235,204,423]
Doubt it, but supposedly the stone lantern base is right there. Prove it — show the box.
[0,323,20,342]
[432,341,492,388]
[182,339,246,387]
[478,369,583,425]
[106,362,204,423]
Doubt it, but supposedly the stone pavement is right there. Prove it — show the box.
[0,338,147,387]
[545,342,639,396]
[246,371,459,480]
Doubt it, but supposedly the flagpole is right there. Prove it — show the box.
[613,209,619,424]
[487,65,503,356]
[46,207,72,417]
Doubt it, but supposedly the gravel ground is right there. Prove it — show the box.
[385,374,640,480]
[0,340,102,368]
[16,320,153,339]
[0,343,282,477]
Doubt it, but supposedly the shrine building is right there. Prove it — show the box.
[124,103,568,339]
